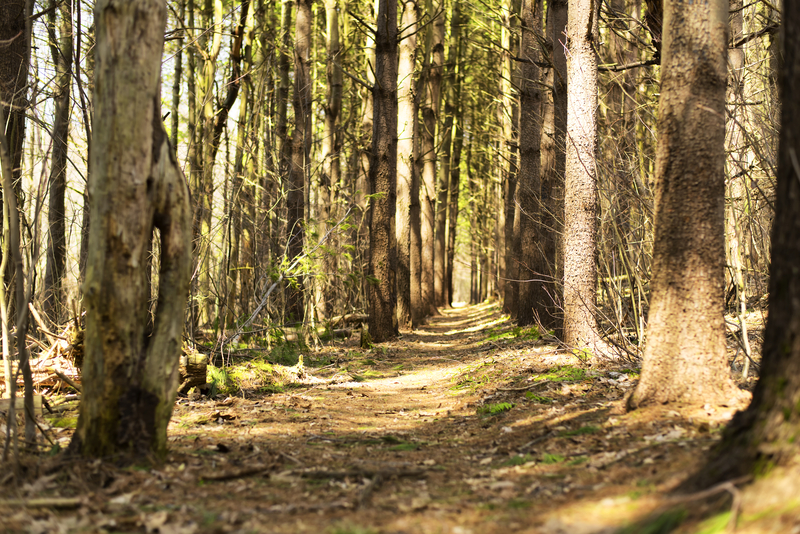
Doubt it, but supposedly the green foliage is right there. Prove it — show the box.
[695,512,732,534]
[541,453,565,464]
[478,402,514,416]
[48,415,78,429]
[532,365,588,382]
[617,508,686,534]
[486,325,541,342]
[388,442,419,451]
[451,360,499,391]
[208,365,237,397]
[524,392,554,404]
[502,454,534,466]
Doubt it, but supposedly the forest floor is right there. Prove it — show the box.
[3,301,799,534]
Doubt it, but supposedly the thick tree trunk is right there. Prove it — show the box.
[396,0,418,329]
[689,1,800,486]
[69,0,192,459]
[628,0,739,408]
[367,0,399,342]
[44,0,73,326]
[563,0,599,348]
[286,0,311,323]
[514,0,544,326]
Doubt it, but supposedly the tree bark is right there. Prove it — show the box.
[286,0,311,323]
[396,0,418,329]
[320,0,343,319]
[562,0,599,348]
[514,0,544,326]
[367,0,399,342]
[69,0,192,460]
[688,0,800,486]
[540,0,567,336]
[628,0,739,408]
[419,0,444,317]
[43,0,73,326]
[500,0,518,315]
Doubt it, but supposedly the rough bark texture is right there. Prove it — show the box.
[540,0,567,336]
[419,0,444,318]
[500,0,518,315]
[44,0,73,325]
[688,1,800,486]
[287,0,311,323]
[70,0,192,460]
[514,0,543,326]
[367,0,399,342]
[320,0,342,319]
[396,0,418,329]
[0,0,27,186]
[563,0,599,348]
[628,0,738,408]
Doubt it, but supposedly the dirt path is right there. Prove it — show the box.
[2,303,761,533]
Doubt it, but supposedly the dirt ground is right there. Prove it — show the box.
[2,301,798,534]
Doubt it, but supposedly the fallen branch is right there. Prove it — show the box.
[49,368,81,392]
[0,497,82,508]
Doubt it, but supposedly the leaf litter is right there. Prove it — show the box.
[1,301,788,533]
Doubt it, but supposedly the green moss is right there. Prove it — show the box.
[49,415,78,428]
[532,365,587,383]
[560,425,600,436]
[502,454,534,466]
[542,453,565,464]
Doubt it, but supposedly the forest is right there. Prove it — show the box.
[2,0,800,532]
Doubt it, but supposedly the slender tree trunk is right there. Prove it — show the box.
[44,0,73,325]
[0,0,30,318]
[445,6,463,306]
[396,0,418,329]
[563,0,599,348]
[367,0,399,341]
[69,0,192,459]
[287,0,311,323]
[540,0,566,336]
[628,0,739,408]
[171,0,184,148]
[420,0,444,317]
[500,0,518,315]
[320,0,343,319]
[514,0,544,326]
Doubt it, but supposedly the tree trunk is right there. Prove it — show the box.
[628,0,739,408]
[562,0,599,348]
[419,0,445,317]
[445,4,463,307]
[500,0,518,315]
[540,0,567,336]
[287,0,311,323]
[515,0,544,326]
[396,0,418,329]
[320,0,343,319]
[689,1,800,486]
[69,0,192,459]
[367,0,399,342]
[43,0,73,326]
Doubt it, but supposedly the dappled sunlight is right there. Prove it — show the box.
[8,303,755,533]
